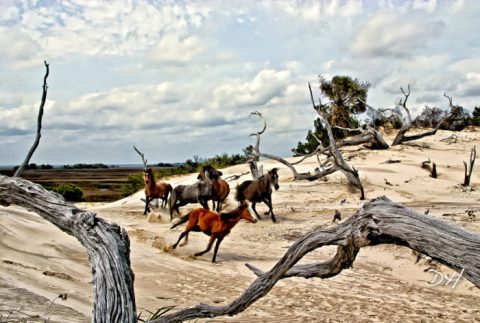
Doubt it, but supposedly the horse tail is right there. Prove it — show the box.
[165,183,173,200]
[170,211,190,229]
[235,183,244,202]
[168,188,177,218]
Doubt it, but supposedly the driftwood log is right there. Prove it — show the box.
[14,61,50,177]
[152,195,480,322]
[0,175,137,322]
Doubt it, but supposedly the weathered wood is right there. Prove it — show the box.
[153,196,480,322]
[247,111,265,180]
[463,145,477,186]
[14,61,50,177]
[391,89,457,145]
[0,175,137,322]
[309,83,365,199]
[422,158,438,178]
[133,145,148,170]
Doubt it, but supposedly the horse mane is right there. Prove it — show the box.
[220,203,246,221]
[146,168,156,190]
[202,165,222,180]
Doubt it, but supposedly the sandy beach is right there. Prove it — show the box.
[1,129,480,322]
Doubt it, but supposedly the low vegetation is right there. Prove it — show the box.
[48,183,84,201]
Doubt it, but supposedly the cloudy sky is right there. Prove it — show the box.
[0,0,478,165]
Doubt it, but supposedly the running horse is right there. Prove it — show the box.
[168,173,212,221]
[235,168,280,222]
[197,165,230,212]
[171,201,256,263]
[143,168,172,215]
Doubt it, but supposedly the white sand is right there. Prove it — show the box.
[1,129,480,322]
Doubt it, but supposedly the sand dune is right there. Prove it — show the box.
[1,129,480,322]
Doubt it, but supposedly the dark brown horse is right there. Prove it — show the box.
[197,165,230,212]
[171,201,256,263]
[235,168,279,222]
[143,168,172,215]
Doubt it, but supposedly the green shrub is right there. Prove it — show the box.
[53,183,84,201]
[120,173,144,197]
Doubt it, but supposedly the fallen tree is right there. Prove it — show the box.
[380,86,458,146]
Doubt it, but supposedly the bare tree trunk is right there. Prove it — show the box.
[0,175,137,322]
[248,111,265,179]
[309,83,365,199]
[463,146,477,186]
[14,61,50,177]
[152,196,480,322]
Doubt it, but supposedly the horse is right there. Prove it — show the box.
[197,165,230,212]
[143,168,172,215]
[168,173,212,221]
[235,167,279,222]
[170,201,256,263]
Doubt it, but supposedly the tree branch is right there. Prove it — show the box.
[14,61,50,177]
[0,175,137,322]
[153,196,480,322]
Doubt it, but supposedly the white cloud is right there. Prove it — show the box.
[350,12,445,58]
[146,33,204,65]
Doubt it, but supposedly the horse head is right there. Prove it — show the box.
[197,165,223,180]
[144,168,154,184]
[269,168,280,191]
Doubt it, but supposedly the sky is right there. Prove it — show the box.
[0,0,479,165]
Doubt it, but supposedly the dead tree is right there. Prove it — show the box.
[421,158,438,178]
[133,145,148,170]
[247,111,265,179]
[463,146,477,186]
[151,195,480,322]
[333,125,389,150]
[247,111,337,181]
[309,83,365,200]
[389,86,457,146]
[14,61,50,177]
[0,175,137,322]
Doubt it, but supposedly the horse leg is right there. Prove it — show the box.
[263,196,276,223]
[252,202,262,219]
[143,195,150,215]
[211,236,224,263]
[172,231,188,249]
[200,199,209,210]
[180,232,189,247]
[194,235,216,257]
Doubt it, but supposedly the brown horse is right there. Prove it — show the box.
[235,168,279,222]
[197,165,230,212]
[171,201,256,263]
[143,168,172,215]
